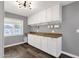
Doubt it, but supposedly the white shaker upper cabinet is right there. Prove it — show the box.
[28,16,35,25]
[28,4,62,25]
[46,5,62,22]
[34,12,41,24]
[52,5,62,22]
[28,10,46,25]
[39,9,46,23]
[45,7,53,22]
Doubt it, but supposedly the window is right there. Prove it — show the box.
[4,23,14,36]
[4,17,23,36]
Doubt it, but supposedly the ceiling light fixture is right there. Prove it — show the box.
[16,0,32,9]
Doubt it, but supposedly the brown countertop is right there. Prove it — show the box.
[29,32,62,38]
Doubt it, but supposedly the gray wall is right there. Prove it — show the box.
[24,17,31,34]
[0,1,4,57]
[62,1,79,56]
[4,12,28,46]
[30,2,79,56]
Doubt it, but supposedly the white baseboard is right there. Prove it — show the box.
[62,51,79,58]
[4,41,27,48]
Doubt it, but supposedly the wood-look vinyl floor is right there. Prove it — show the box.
[4,43,72,58]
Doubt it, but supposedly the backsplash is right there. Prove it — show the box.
[30,25,62,33]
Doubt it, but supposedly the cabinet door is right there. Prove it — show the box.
[28,16,35,25]
[33,35,41,49]
[28,34,31,44]
[52,5,62,21]
[46,7,52,22]
[39,10,46,23]
[56,37,62,57]
[28,14,38,25]
[28,9,46,25]
[28,34,41,49]
[46,5,62,22]
[52,5,60,19]
[28,34,33,45]
[41,36,48,52]
[33,14,40,24]
[28,34,36,46]
[47,37,57,57]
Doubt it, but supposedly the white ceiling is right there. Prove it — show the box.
[4,1,74,17]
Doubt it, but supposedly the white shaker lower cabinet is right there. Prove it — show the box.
[47,37,62,57]
[28,34,41,49]
[33,35,41,49]
[28,34,62,57]
[28,34,35,46]
[41,36,48,52]
[47,38,57,57]
[56,37,62,57]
